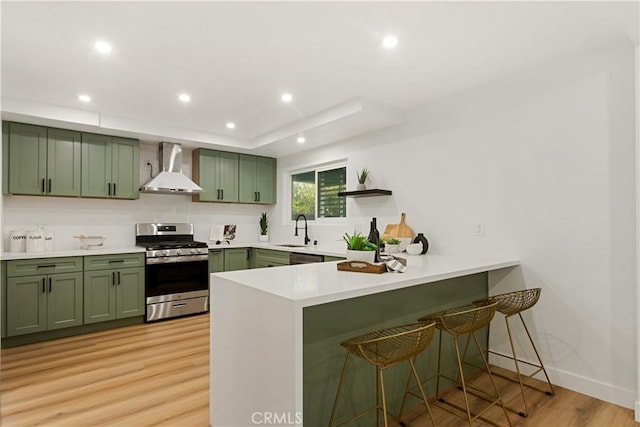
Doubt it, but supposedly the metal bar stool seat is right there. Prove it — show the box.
[404,301,511,427]
[328,322,437,427]
[474,288,554,417]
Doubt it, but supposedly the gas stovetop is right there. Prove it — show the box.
[135,223,209,259]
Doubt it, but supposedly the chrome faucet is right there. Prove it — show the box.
[294,214,311,245]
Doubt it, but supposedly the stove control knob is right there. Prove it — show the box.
[191,248,197,254]
[162,250,170,256]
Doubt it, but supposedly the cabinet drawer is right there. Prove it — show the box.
[84,253,145,271]
[7,257,83,277]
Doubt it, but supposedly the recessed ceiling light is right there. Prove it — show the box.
[382,35,398,49]
[226,122,236,129]
[178,93,191,103]
[296,136,306,144]
[281,93,293,103]
[78,94,91,103]
[94,40,112,54]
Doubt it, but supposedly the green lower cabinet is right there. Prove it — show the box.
[84,267,144,324]
[252,248,290,269]
[6,272,83,337]
[324,256,346,262]
[224,248,250,271]
[209,249,224,273]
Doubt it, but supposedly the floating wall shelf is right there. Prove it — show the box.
[337,189,392,198]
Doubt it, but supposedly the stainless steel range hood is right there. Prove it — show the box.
[140,142,204,194]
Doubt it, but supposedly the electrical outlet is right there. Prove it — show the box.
[474,222,485,236]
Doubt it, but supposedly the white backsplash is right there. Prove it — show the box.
[3,194,272,251]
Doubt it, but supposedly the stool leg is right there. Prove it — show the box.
[505,314,529,417]
[518,312,555,396]
[472,331,512,427]
[328,352,351,427]
[378,367,389,427]
[398,357,414,419]
[435,329,443,399]
[452,335,473,426]
[409,357,436,426]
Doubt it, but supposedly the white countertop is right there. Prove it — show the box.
[1,241,345,261]
[0,246,146,260]
[211,253,520,307]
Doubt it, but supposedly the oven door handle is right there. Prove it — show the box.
[146,254,209,264]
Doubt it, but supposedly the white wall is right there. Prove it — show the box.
[3,144,272,250]
[271,43,637,408]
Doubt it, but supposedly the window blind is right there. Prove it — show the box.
[317,167,346,218]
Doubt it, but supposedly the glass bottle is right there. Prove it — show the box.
[368,217,381,263]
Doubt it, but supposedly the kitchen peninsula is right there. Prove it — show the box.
[210,254,519,426]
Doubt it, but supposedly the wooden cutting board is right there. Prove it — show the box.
[382,213,414,239]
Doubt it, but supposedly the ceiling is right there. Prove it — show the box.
[1,1,638,157]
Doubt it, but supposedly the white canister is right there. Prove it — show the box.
[9,229,27,252]
[26,229,45,252]
[44,229,54,251]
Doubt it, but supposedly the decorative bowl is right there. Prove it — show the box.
[75,235,106,249]
[405,243,423,255]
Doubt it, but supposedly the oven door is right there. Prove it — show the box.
[145,257,209,298]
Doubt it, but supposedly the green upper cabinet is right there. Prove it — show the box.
[46,128,82,196]
[238,154,276,204]
[192,149,239,203]
[81,133,139,199]
[7,123,81,197]
[3,122,9,195]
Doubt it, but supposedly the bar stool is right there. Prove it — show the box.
[404,302,511,427]
[474,288,554,417]
[328,322,437,427]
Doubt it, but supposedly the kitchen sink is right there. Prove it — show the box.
[274,244,308,248]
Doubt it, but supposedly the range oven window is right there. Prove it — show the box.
[146,260,208,297]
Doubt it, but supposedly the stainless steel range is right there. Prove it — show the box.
[136,223,209,322]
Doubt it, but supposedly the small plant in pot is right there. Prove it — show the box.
[259,212,269,242]
[356,168,369,191]
[384,237,401,254]
[343,231,377,263]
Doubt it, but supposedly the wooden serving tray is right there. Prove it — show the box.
[337,261,387,274]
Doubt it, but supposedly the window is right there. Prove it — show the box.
[291,165,346,220]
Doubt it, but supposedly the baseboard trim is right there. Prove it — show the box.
[488,354,636,410]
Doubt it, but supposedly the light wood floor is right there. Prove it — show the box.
[1,314,638,426]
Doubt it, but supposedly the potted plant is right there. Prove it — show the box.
[343,231,377,263]
[356,168,369,191]
[384,237,401,254]
[259,212,269,242]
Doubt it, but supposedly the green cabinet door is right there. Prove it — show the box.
[209,249,224,273]
[239,154,276,204]
[224,248,250,271]
[47,272,83,330]
[218,151,239,202]
[81,133,112,197]
[255,156,276,204]
[3,122,9,195]
[238,154,257,203]
[111,137,139,199]
[83,270,117,323]
[116,267,145,319]
[8,123,47,195]
[46,128,81,197]
[7,275,47,336]
[194,149,218,202]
